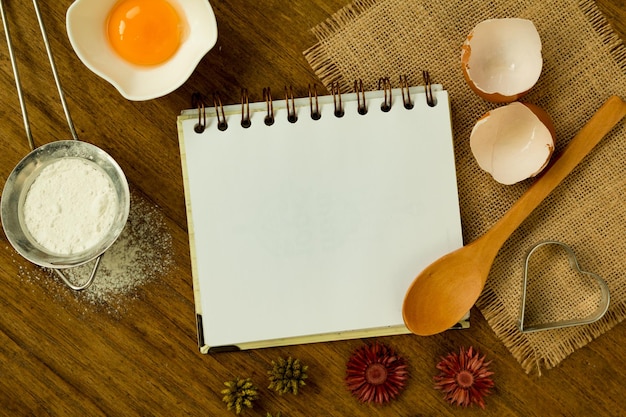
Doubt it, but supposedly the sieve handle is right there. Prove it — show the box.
[53,255,102,291]
[33,0,79,141]
[0,0,35,150]
[0,0,79,152]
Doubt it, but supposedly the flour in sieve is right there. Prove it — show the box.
[23,157,118,255]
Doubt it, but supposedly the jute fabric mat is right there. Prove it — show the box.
[304,0,626,375]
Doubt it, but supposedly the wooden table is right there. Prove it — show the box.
[1,1,625,415]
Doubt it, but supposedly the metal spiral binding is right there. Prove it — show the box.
[423,70,435,107]
[284,86,297,123]
[399,75,414,109]
[263,87,274,126]
[241,88,251,128]
[213,93,227,131]
[308,84,321,120]
[378,77,392,112]
[192,71,437,130]
[331,82,344,117]
[354,79,367,115]
[191,92,206,133]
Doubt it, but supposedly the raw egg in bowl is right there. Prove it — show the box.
[66,0,218,101]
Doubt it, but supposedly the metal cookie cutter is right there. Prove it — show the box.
[518,241,610,333]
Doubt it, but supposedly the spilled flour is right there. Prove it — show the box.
[15,189,174,312]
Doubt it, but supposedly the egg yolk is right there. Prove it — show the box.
[107,0,183,66]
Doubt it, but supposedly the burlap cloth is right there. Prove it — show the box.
[304,0,626,374]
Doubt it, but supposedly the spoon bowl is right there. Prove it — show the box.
[403,240,494,335]
[402,96,626,336]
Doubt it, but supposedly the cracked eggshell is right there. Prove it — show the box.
[470,102,556,185]
[461,18,543,103]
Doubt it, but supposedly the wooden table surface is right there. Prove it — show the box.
[1,1,625,416]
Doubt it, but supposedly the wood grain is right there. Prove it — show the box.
[0,1,624,416]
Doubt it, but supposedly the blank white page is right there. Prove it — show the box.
[178,86,463,351]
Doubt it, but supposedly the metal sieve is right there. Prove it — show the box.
[0,0,130,290]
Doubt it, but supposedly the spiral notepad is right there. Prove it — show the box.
[177,76,466,352]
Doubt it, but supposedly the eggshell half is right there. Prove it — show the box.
[470,102,555,185]
[461,18,543,103]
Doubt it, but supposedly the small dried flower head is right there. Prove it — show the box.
[434,346,495,409]
[221,377,259,415]
[345,342,409,404]
[268,357,308,395]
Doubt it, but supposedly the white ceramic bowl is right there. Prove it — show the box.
[66,0,218,101]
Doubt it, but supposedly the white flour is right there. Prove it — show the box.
[14,189,174,313]
[74,192,174,304]
[23,157,118,255]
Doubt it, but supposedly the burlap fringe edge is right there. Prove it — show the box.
[478,287,626,376]
[579,0,626,73]
[477,288,542,375]
[303,0,382,91]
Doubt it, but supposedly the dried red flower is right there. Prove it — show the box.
[345,342,409,404]
[433,346,494,409]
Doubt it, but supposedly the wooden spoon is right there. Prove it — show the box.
[402,95,626,336]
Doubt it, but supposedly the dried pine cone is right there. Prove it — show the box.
[221,377,259,415]
[267,357,308,395]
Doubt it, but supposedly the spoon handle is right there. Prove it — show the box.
[487,95,626,248]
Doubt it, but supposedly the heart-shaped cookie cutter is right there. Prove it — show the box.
[518,241,610,333]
